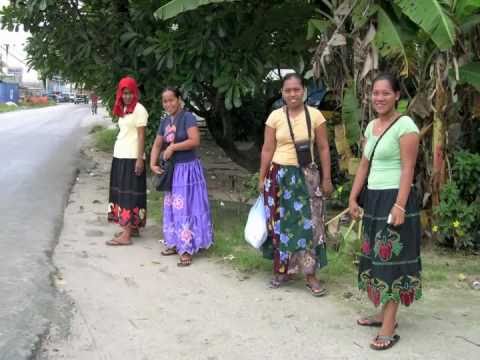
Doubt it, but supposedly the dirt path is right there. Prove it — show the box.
[38,120,480,360]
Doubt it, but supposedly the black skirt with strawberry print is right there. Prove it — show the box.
[108,157,147,229]
[358,188,422,307]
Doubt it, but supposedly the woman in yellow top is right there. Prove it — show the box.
[259,73,333,296]
[106,76,148,246]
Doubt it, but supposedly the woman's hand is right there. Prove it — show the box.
[163,144,175,160]
[257,178,264,194]
[135,159,144,176]
[349,198,362,220]
[389,205,405,226]
[150,164,163,175]
[321,178,334,197]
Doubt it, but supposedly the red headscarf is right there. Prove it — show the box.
[112,76,139,117]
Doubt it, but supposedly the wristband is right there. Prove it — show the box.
[394,203,406,213]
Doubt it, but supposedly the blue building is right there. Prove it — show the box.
[0,79,20,103]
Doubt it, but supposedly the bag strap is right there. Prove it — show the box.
[285,105,315,164]
[365,114,403,179]
[165,110,186,163]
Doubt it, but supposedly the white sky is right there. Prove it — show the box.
[0,0,40,82]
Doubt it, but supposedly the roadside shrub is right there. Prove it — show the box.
[95,128,118,153]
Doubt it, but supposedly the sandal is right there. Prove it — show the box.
[114,229,140,238]
[305,282,328,297]
[357,316,398,328]
[161,248,177,256]
[370,334,400,351]
[269,274,292,289]
[177,254,192,267]
[105,239,132,246]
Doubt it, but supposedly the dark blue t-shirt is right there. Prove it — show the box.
[157,111,197,163]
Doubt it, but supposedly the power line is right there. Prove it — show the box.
[0,44,28,66]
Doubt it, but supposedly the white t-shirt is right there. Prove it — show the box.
[113,103,148,159]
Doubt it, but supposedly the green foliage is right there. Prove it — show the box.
[434,181,479,249]
[243,172,260,200]
[1,0,317,169]
[452,150,480,202]
[394,0,456,50]
[374,7,414,76]
[454,62,480,92]
[331,180,352,209]
[434,151,480,250]
[95,128,118,153]
[455,0,480,20]
[341,84,361,146]
[154,0,238,20]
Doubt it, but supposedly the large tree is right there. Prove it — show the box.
[1,0,316,170]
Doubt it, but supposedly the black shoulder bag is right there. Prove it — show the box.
[357,115,402,207]
[153,111,185,192]
[285,105,315,167]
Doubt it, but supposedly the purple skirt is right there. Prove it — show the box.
[163,159,214,254]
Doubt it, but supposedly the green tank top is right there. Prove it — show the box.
[363,116,419,190]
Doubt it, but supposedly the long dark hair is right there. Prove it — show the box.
[281,73,305,89]
[373,73,400,93]
[162,86,182,99]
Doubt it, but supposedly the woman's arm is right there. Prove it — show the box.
[150,134,164,174]
[135,126,146,176]
[390,133,419,226]
[348,156,370,219]
[314,123,333,196]
[258,126,276,193]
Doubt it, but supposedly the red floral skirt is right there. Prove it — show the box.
[108,157,146,228]
[358,188,422,307]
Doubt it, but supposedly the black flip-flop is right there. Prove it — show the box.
[357,317,398,328]
[370,334,400,351]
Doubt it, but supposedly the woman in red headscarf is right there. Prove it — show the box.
[106,76,149,245]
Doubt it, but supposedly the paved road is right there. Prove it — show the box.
[0,104,93,360]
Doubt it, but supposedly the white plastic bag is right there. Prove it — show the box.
[244,195,268,249]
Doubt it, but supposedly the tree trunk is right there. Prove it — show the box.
[431,58,448,207]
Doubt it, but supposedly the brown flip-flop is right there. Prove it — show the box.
[114,230,140,238]
[105,239,132,246]
[161,248,177,256]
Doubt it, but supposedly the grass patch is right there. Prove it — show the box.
[0,101,56,113]
[89,125,105,134]
[147,190,479,286]
[147,191,271,272]
[94,128,118,152]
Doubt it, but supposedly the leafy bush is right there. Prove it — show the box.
[452,151,480,203]
[94,128,118,153]
[434,181,480,249]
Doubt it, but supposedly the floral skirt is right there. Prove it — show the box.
[358,188,422,307]
[262,163,327,275]
[108,157,147,228]
[163,159,214,255]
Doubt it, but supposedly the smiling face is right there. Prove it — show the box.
[282,77,304,109]
[122,88,133,105]
[372,79,399,115]
[162,90,181,115]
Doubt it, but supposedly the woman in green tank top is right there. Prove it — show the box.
[349,73,422,351]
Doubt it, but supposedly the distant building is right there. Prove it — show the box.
[46,75,68,94]
[0,79,20,103]
[7,67,23,84]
